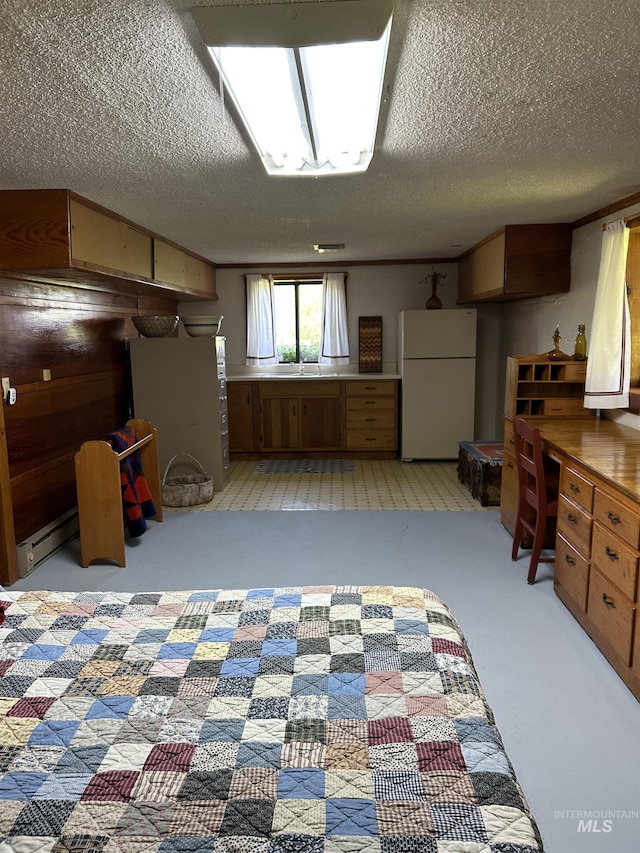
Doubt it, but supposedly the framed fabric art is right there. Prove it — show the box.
[358,315,383,372]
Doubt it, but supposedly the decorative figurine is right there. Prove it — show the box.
[546,324,570,360]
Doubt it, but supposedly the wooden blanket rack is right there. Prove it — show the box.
[75,418,163,567]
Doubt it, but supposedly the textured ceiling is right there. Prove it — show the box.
[1,0,639,265]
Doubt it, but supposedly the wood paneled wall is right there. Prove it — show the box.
[0,274,179,585]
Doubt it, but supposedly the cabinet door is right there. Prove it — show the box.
[300,397,342,450]
[184,253,216,297]
[228,383,256,452]
[70,200,124,270]
[260,398,299,450]
[154,239,185,286]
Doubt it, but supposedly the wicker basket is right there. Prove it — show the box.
[161,453,214,507]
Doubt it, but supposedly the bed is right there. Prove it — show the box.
[0,585,543,851]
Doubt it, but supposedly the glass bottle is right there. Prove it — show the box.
[574,324,587,361]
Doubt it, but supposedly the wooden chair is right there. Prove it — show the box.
[511,417,558,584]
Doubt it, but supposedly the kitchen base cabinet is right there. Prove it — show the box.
[258,381,342,452]
[260,397,299,451]
[301,397,342,449]
[344,380,397,451]
[228,378,398,457]
[228,382,258,452]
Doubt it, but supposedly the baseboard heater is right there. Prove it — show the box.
[16,508,79,578]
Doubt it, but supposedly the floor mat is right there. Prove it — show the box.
[254,459,355,474]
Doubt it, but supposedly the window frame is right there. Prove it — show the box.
[273,275,324,364]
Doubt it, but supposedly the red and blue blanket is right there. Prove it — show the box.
[106,425,157,537]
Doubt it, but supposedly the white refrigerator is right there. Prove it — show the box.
[398,309,477,460]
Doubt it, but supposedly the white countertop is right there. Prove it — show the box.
[226,365,400,381]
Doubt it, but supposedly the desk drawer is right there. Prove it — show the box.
[587,566,634,665]
[560,465,594,513]
[591,523,638,601]
[594,491,640,549]
[555,532,589,612]
[557,494,592,558]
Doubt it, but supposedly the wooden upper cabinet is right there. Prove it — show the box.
[0,188,216,299]
[70,199,153,278]
[154,238,185,287]
[457,223,572,304]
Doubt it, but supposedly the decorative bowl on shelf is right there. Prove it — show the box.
[132,315,179,337]
[181,315,223,337]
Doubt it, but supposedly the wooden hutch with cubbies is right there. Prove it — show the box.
[500,355,594,538]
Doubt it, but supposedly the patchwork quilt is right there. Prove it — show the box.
[0,585,543,852]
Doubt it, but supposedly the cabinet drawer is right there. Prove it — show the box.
[555,533,589,612]
[542,398,586,416]
[259,380,341,397]
[346,410,396,430]
[345,429,396,450]
[503,420,515,453]
[591,523,638,601]
[346,397,395,411]
[587,567,635,665]
[345,381,396,397]
[557,495,592,558]
[563,363,588,381]
[560,465,594,513]
[594,490,640,549]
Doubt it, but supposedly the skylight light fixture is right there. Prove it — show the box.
[191,1,393,177]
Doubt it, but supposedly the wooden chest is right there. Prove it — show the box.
[457,441,504,506]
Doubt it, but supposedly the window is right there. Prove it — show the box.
[273,278,323,363]
[245,271,349,368]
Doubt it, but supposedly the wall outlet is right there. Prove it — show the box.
[42,369,52,381]
[1,377,9,400]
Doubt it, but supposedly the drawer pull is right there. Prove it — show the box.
[506,460,514,469]
[364,418,376,423]
[601,593,616,609]
[569,483,580,493]
[607,511,621,525]
[567,514,578,525]
[604,546,619,561]
[564,554,576,565]
[364,401,376,405]
[365,437,376,442]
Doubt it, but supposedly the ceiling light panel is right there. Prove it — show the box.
[192,1,393,177]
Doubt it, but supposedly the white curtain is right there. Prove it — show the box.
[319,272,350,365]
[246,274,278,366]
[584,221,630,409]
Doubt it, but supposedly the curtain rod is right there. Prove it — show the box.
[601,214,640,231]
[242,272,348,278]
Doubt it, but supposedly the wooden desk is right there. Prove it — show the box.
[535,417,640,700]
